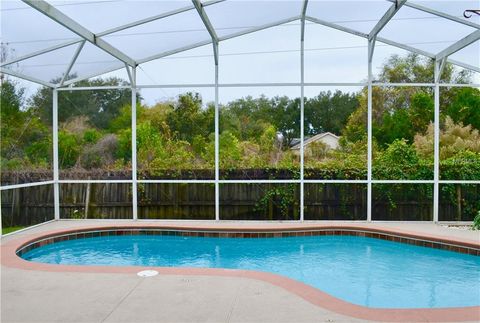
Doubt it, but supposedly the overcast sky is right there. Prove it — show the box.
[1,0,479,106]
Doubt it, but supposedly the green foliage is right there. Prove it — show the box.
[442,87,480,133]
[221,95,299,146]
[342,103,366,143]
[379,54,435,83]
[305,90,359,136]
[24,138,51,167]
[219,131,241,169]
[30,77,135,129]
[116,128,132,162]
[83,129,102,144]
[2,226,26,235]
[374,139,430,180]
[255,184,297,219]
[166,92,214,143]
[473,211,480,230]
[441,150,480,181]
[1,52,478,187]
[1,79,24,117]
[378,53,471,84]
[108,104,143,133]
[1,79,51,170]
[58,130,80,168]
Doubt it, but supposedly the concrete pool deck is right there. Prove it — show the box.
[1,220,479,323]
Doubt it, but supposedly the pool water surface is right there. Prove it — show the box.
[21,234,480,309]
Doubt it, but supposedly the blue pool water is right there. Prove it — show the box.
[21,234,480,308]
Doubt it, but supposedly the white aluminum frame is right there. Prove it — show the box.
[1,0,479,234]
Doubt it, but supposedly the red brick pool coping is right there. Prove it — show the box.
[2,223,479,322]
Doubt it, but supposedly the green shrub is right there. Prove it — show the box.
[473,211,480,230]
[58,130,80,168]
[83,129,102,144]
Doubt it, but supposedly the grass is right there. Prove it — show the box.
[2,226,26,235]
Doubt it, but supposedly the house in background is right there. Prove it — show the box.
[290,132,340,156]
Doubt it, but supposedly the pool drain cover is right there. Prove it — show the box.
[137,270,159,277]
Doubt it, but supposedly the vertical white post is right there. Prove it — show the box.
[53,89,60,220]
[131,67,138,220]
[433,60,441,223]
[367,40,374,222]
[300,38,305,222]
[214,43,220,221]
[300,1,308,222]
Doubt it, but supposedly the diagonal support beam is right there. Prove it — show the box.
[306,16,434,58]
[369,0,406,40]
[192,0,219,65]
[125,64,133,85]
[0,39,82,67]
[59,40,85,86]
[137,16,301,65]
[95,0,225,38]
[22,0,136,67]
[61,63,125,87]
[137,40,213,65]
[306,15,479,76]
[98,6,196,37]
[376,36,434,59]
[436,29,480,60]
[435,58,447,83]
[220,16,302,42]
[388,0,480,30]
[447,58,480,74]
[305,16,368,38]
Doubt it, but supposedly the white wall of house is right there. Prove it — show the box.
[290,132,340,155]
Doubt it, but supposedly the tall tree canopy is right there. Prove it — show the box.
[30,77,134,129]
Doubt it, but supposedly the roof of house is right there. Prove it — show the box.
[290,132,339,149]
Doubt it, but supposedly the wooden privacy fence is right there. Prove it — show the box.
[1,182,478,227]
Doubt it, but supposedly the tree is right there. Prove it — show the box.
[343,52,470,148]
[221,95,299,146]
[166,92,214,143]
[1,79,51,169]
[378,53,471,84]
[30,77,134,129]
[373,92,434,147]
[305,90,359,136]
[441,87,480,130]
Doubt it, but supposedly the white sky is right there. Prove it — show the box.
[1,0,479,106]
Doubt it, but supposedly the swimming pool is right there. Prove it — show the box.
[20,232,480,309]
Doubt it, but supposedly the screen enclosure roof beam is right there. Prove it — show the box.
[21,0,136,67]
[369,0,407,40]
